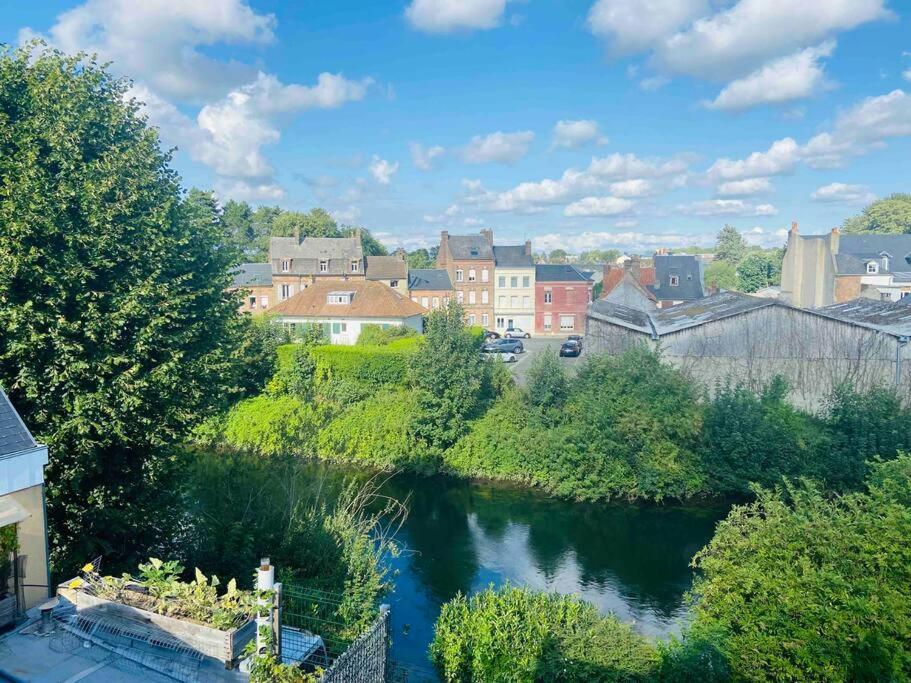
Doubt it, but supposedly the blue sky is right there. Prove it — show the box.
[2,1,910,253]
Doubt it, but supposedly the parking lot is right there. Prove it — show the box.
[500,334,587,386]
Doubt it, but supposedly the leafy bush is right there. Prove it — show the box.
[317,390,432,470]
[356,323,417,346]
[431,585,659,682]
[222,395,327,456]
[311,340,418,396]
[525,347,567,409]
[688,456,911,682]
[270,343,317,398]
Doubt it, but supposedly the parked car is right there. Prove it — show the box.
[567,334,583,349]
[481,344,517,363]
[489,338,524,353]
[559,340,582,357]
[484,330,501,340]
[504,327,531,339]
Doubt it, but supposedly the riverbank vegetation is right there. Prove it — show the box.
[432,455,911,681]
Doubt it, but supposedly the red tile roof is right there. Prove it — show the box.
[269,280,427,319]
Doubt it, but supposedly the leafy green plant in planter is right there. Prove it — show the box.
[0,524,17,598]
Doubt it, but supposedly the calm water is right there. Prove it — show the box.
[375,472,728,670]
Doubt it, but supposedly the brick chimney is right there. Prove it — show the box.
[790,221,799,234]
[524,239,532,256]
[394,247,406,260]
[625,255,641,282]
[438,231,449,267]
[830,225,840,253]
[480,228,493,246]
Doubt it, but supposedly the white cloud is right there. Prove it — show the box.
[904,69,911,82]
[410,142,445,170]
[706,42,835,111]
[715,178,773,196]
[216,179,285,202]
[656,0,890,81]
[330,206,362,224]
[463,130,535,164]
[639,76,670,91]
[707,138,801,181]
[742,226,790,248]
[680,199,778,217]
[613,219,639,228]
[405,0,507,33]
[609,179,654,197]
[533,229,712,254]
[810,183,877,204]
[564,196,635,217]
[588,153,689,180]
[369,156,399,185]
[552,119,608,149]
[586,0,710,55]
[21,0,276,102]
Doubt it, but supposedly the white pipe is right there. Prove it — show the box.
[256,558,275,658]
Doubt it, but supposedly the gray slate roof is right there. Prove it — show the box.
[834,234,911,274]
[408,268,453,291]
[493,245,534,268]
[270,236,364,275]
[0,389,37,457]
[366,255,408,280]
[535,264,593,282]
[448,235,494,260]
[816,297,911,337]
[231,263,272,288]
[649,255,705,301]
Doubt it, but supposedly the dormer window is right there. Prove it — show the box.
[867,261,879,274]
[669,275,680,286]
[881,256,890,271]
[319,260,328,273]
[280,259,291,273]
[351,260,360,273]
[327,291,354,304]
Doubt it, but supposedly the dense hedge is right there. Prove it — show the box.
[310,338,419,392]
[356,323,417,346]
[222,395,327,456]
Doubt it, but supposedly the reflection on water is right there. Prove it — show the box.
[378,472,728,669]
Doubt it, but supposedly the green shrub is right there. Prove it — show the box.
[525,347,567,409]
[356,324,418,346]
[310,341,418,396]
[431,585,659,682]
[222,395,327,456]
[270,343,317,398]
[688,456,911,682]
[317,389,431,470]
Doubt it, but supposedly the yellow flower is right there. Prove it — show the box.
[81,563,95,573]
[68,577,84,589]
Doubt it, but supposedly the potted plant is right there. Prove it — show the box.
[0,524,17,628]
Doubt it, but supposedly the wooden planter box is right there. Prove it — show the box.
[70,588,255,667]
[0,595,15,628]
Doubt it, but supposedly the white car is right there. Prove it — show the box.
[481,345,518,363]
[504,327,531,339]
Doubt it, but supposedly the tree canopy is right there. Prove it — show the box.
[714,224,747,264]
[843,193,911,234]
[0,45,243,573]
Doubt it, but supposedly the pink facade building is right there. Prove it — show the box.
[534,264,593,335]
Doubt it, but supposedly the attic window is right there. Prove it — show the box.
[881,256,890,271]
[327,291,354,304]
[319,260,328,272]
[280,259,291,273]
[470,248,479,256]
[867,262,879,274]
[351,260,360,273]
[669,275,680,286]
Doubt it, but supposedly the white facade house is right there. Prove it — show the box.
[267,279,427,345]
[493,243,536,332]
[1,390,51,612]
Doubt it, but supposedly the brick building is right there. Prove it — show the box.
[535,264,593,334]
[231,263,273,314]
[270,233,365,304]
[436,230,495,328]
[408,268,454,311]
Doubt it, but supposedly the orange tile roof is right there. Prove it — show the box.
[639,267,656,287]
[269,279,427,319]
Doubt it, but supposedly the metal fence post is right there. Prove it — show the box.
[273,582,283,660]
[379,604,390,683]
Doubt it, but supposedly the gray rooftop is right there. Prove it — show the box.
[366,255,408,280]
[492,245,534,268]
[834,234,911,274]
[231,263,272,288]
[447,234,494,260]
[270,236,364,276]
[816,297,911,337]
[649,255,705,302]
[0,389,37,457]
[535,264,593,282]
[408,268,452,291]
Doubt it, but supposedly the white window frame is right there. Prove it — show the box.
[280,259,291,273]
[468,314,476,325]
[481,289,489,304]
[669,275,680,286]
[456,269,464,282]
[468,268,477,282]
[248,296,257,308]
[543,313,552,330]
[469,290,477,305]
[432,296,439,308]
[510,295,518,308]
[260,295,269,308]
[481,314,489,327]
[510,276,518,288]
[481,268,489,283]
[544,289,552,304]
[498,276,506,288]
[457,291,464,304]
[351,260,360,273]
[522,295,530,309]
[498,296,506,308]
[281,284,292,300]
[867,262,879,274]
[319,260,328,273]
[559,315,575,331]
[421,296,429,307]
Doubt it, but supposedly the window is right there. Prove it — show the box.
[468,268,477,282]
[544,313,552,330]
[280,259,290,272]
[902,292,910,299]
[881,293,893,302]
[390,279,399,288]
[331,322,347,334]
[351,260,360,273]
[496,317,505,328]
[522,276,530,288]
[481,314,489,327]
[867,262,879,274]
[481,289,489,304]
[510,295,518,308]
[327,292,353,304]
[432,296,439,308]
[281,284,292,300]
[456,269,464,282]
[498,296,506,308]
[499,276,506,288]
[319,260,328,273]
[248,296,256,308]
[468,314,476,325]
[421,296,430,307]
[510,276,518,288]
[559,315,575,331]
[544,289,552,304]
[882,257,889,271]
[669,275,680,286]
[443,296,450,306]
[457,291,464,303]
[522,295,530,309]
[260,296,268,308]
[469,291,477,305]
[481,269,489,283]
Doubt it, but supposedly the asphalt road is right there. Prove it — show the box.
[505,335,587,386]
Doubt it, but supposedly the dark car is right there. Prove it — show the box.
[484,330,501,340]
[490,338,524,354]
[567,334,583,350]
[559,340,582,357]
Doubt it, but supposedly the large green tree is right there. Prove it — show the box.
[0,45,242,573]
[223,199,270,260]
[703,260,739,291]
[736,250,782,292]
[272,207,340,238]
[406,248,433,270]
[843,193,911,234]
[714,224,747,265]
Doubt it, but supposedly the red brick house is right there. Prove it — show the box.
[534,264,593,334]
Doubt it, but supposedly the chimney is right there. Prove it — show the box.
[438,231,449,267]
[394,247,406,260]
[293,226,301,242]
[707,278,719,296]
[830,225,840,253]
[625,255,641,282]
[524,239,532,256]
[790,221,799,234]
[480,228,493,246]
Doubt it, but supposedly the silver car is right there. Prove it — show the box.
[481,345,518,363]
